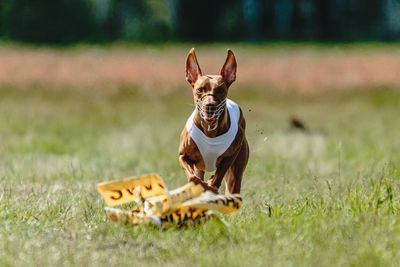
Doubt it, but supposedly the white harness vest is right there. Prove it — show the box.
[186,98,240,172]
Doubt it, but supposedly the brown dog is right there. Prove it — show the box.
[179,48,249,194]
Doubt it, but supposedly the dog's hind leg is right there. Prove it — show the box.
[224,140,249,194]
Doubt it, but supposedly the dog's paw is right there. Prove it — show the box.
[189,176,219,194]
[189,176,203,184]
[204,185,219,194]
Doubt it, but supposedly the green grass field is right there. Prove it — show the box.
[1,45,400,266]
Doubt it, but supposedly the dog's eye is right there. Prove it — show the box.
[215,87,224,94]
[197,87,204,93]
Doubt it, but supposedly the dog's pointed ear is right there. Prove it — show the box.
[186,48,202,86]
[220,49,237,86]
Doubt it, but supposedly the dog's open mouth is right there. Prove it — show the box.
[195,98,226,122]
[204,108,217,121]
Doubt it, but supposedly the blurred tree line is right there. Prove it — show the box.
[0,0,399,44]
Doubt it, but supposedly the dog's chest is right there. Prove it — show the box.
[186,99,240,172]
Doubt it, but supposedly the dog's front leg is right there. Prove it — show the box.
[179,155,203,182]
[179,155,218,193]
[207,153,238,191]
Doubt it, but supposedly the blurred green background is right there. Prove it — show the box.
[1,0,400,44]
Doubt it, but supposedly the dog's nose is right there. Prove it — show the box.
[203,96,218,107]
[204,101,218,108]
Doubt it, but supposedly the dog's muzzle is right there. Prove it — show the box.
[194,94,226,122]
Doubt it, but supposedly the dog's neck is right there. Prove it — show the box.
[193,108,230,138]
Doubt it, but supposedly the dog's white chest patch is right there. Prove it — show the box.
[186,98,240,172]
